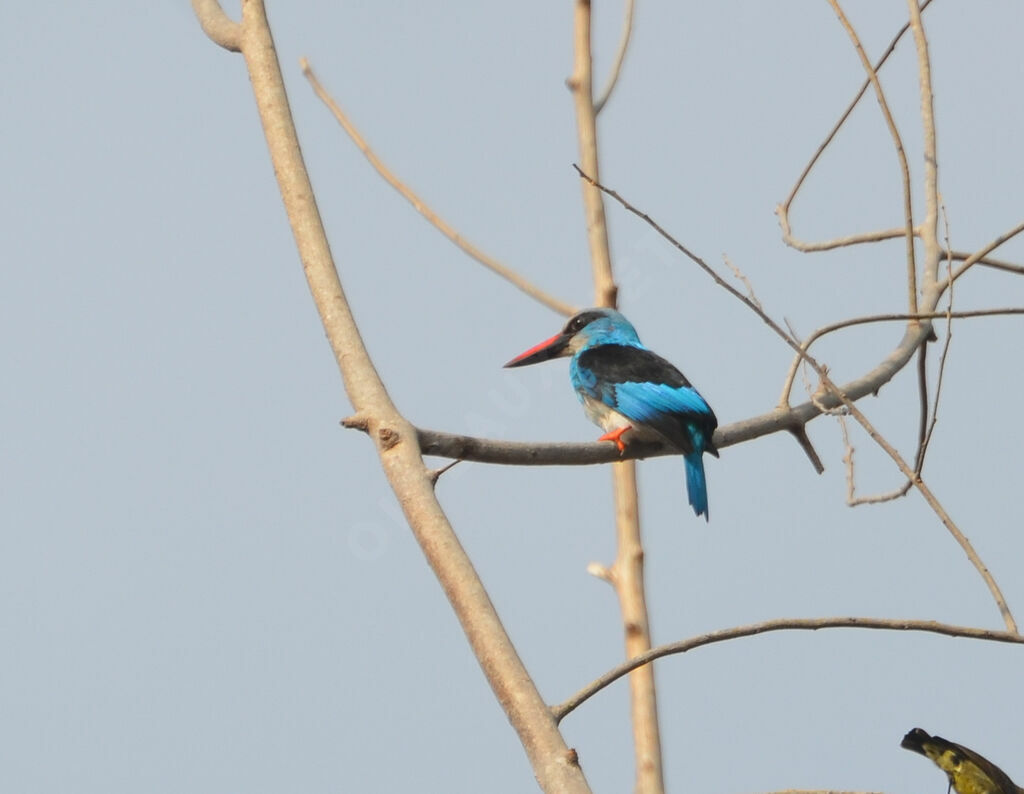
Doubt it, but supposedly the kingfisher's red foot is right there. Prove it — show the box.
[598,426,631,454]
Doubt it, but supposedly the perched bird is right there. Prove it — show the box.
[901,727,1022,794]
[504,308,718,520]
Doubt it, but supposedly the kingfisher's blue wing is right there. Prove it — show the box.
[612,380,716,455]
[573,344,717,455]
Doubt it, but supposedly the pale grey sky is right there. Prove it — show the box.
[2,2,1022,792]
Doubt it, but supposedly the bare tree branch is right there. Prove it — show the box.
[573,169,1017,632]
[569,0,616,308]
[608,461,663,791]
[777,226,914,252]
[301,60,577,318]
[193,3,591,790]
[191,0,241,51]
[829,0,919,312]
[818,369,1017,632]
[919,218,956,466]
[574,165,934,451]
[778,308,1024,407]
[840,416,913,506]
[552,617,1024,722]
[766,791,884,794]
[593,0,635,115]
[777,1,933,253]
[569,3,662,790]
[950,220,1024,283]
[906,0,941,291]
[951,250,1024,276]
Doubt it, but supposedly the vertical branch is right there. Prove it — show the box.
[192,2,592,791]
[568,2,664,792]
[569,0,617,308]
[907,0,941,293]
[609,463,664,787]
[828,0,918,314]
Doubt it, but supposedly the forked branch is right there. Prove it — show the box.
[191,2,591,791]
[575,168,1016,632]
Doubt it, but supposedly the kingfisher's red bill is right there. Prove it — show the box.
[504,331,574,368]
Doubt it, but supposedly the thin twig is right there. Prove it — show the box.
[840,416,912,506]
[575,166,800,345]
[920,214,956,461]
[949,220,1024,284]
[821,369,1017,632]
[778,1,933,252]
[552,616,1024,722]
[301,60,577,318]
[911,343,930,473]
[778,308,1024,407]
[593,0,635,114]
[724,254,763,311]
[828,0,918,313]
[777,226,914,253]
[951,250,1024,276]
[789,425,825,475]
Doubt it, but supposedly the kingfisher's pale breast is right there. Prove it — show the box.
[580,394,664,442]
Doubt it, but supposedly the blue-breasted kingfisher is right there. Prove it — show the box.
[504,308,719,520]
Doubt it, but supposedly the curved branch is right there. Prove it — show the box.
[593,0,635,114]
[552,617,1024,722]
[193,3,591,790]
[191,0,241,51]
[301,60,576,318]
[829,0,918,312]
[778,1,933,252]
[778,308,1024,407]
[778,225,916,253]
[918,246,955,471]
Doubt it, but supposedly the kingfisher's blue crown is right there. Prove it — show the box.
[566,308,641,350]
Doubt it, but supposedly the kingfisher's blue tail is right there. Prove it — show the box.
[684,452,710,521]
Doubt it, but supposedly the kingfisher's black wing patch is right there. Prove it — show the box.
[577,344,693,388]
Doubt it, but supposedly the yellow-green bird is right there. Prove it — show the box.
[901,728,1022,794]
